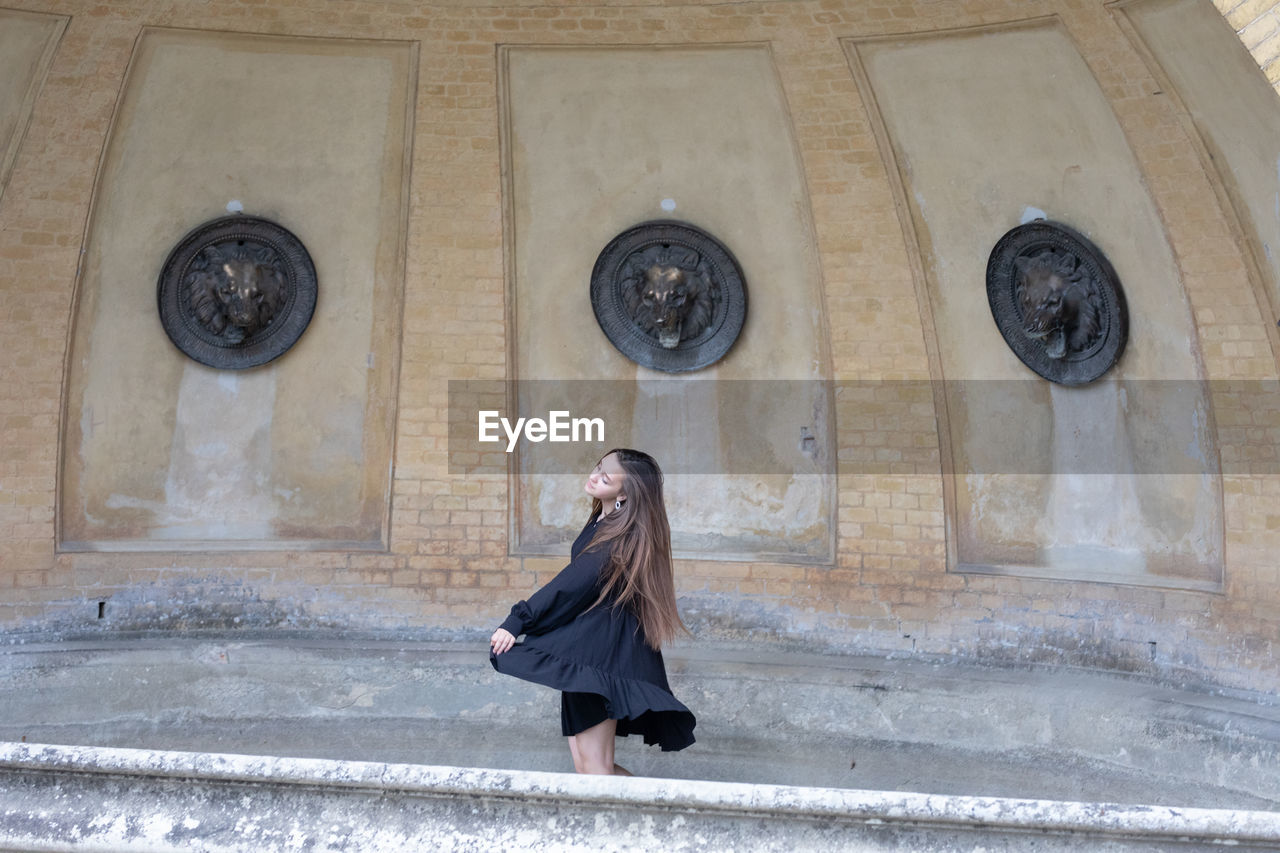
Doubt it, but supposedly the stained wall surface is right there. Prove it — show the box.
[504,45,834,561]
[0,0,1278,695]
[59,29,415,549]
[850,21,1223,590]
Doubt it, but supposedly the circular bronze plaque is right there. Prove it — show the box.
[157,215,317,369]
[590,220,748,372]
[986,221,1127,385]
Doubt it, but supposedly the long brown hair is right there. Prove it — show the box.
[585,448,688,649]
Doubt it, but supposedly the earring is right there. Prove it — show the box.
[615,499,623,510]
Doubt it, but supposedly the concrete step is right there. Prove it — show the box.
[2,741,1279,852]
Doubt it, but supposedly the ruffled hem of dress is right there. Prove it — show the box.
[491,644,696,752]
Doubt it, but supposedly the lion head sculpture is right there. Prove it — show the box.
[1014,248,1102,360]
[185,243,288,345]
[620,245,719,349]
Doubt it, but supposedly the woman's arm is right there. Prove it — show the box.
[494,546,609,644]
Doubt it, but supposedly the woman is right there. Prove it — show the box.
[490,448,696,775]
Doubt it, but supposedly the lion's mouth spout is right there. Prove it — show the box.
[1023,324,1067,360]
[1032,328,1068,360]
[1045,330,1067,359]
[658,324,682,349]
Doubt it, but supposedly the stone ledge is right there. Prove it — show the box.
[2,742,1279,852]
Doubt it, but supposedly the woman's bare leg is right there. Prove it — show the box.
[571,718,615,774]
[567,734,632,775]
[569,718,632,776]
[567,733,585,773]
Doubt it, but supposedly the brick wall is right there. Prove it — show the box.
[1215,0,1280,87]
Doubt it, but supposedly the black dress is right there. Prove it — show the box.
[489,514,696,752]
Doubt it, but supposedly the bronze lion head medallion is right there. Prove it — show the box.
[157,215,317,369]
[986,221,1127,385]
[590,220,747,372]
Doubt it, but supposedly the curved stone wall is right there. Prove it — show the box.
[0,0,1277,695]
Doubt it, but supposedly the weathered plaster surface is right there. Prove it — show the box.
[853,22,1223,588]
[60,29,414,550]
[504,46,834,561]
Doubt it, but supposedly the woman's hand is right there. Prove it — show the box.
[490,628,516,655]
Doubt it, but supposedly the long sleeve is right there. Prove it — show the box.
[499,545,610,638]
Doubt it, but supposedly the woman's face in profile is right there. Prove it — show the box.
[584,452,626,505]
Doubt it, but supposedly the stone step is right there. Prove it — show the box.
[2,741,1279,852]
